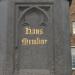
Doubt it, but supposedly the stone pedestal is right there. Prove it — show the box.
[0,0,72,75]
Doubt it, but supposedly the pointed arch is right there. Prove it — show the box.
[18,6,49,24]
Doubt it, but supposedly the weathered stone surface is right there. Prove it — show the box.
[0,0,72,75]
[0,1,8,75]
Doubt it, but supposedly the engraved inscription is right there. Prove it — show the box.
[21,38,48,45]
[24,27,44,35]
[21,27,48,45]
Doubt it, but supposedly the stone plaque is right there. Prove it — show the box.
[14,3,53,75]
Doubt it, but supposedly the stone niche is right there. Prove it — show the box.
[0,0,72,75]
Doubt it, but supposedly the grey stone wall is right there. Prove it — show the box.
[0,0,72,75]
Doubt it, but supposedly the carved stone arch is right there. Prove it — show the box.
[14,3,53,75]
[18,6,49,26]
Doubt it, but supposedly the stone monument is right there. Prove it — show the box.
[0,0,72,75]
